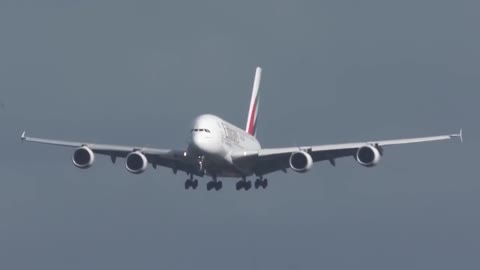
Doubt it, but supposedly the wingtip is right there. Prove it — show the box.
[20,131,26,141]
[451,128,463,143]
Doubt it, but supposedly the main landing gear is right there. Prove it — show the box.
[185,174,267,191]
[254,177,268,189]
[184,174,199,190]
[236,178,252,191]
[236,176,268,191]
[206,176,222,191]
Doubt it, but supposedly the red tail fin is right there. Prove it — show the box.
[245,67,262,136]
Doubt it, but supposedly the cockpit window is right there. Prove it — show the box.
[191,128,211,133]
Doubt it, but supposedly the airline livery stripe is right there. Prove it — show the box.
[247,97,258,135]
[245,67,261,136]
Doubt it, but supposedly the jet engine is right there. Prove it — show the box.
[72,146,95,168]
[355,145,382,167]
[125,151,148,174]
[289,151,313,173]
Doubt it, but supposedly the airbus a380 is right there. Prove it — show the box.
[21,67,462,191]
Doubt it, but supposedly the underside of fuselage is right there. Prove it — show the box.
[187,149,254,178]
[204,164,251,178]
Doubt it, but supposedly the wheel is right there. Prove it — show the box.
[206,181,214,191]
[184,179,191,190]
[235,181,243,191]
[262,179,268,189]
[215,181,223,191]
[192,179,199,189]
[244,181,252,191]
[254,179,261,189]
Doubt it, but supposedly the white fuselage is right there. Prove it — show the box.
[186,114,261,177]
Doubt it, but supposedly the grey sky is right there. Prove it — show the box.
[0,0,479,269]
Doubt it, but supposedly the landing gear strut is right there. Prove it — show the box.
[184,173,199,190]
[196,155,205,174]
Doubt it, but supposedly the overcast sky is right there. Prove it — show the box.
[0,0,479,269]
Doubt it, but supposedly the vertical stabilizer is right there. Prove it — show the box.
[245,67,262,137]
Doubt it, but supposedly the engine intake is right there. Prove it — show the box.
[356,145,381,167]
[72,146,95,168]
[126,151,148,174]
[289,151,313,173]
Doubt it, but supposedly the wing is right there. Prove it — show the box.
[232,130,463,176]
[20,132,198,175]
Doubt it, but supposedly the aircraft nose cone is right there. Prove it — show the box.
[192,134,217,154]
[192,134,208,153]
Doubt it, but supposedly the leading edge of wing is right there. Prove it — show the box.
[20,131,172,155]
[238,129,463,158]
[365,129,462,147]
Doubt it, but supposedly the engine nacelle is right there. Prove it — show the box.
[72,146,95,168]
[125,151,148,174]
[355,145,382,167]
[289,151,313,173]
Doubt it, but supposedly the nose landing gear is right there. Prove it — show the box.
[196,155,205,174]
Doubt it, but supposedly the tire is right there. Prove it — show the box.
[262,179,268,189]
[206,181,214,191]
[192,179,199,189]
[245,181,252,191]
[236,181,243,191]
[254,179,261,189]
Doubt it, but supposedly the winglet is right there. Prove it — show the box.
[451,128,463,143]
[20,131,26,142]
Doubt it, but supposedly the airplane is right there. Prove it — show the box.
[20,67,463,191]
